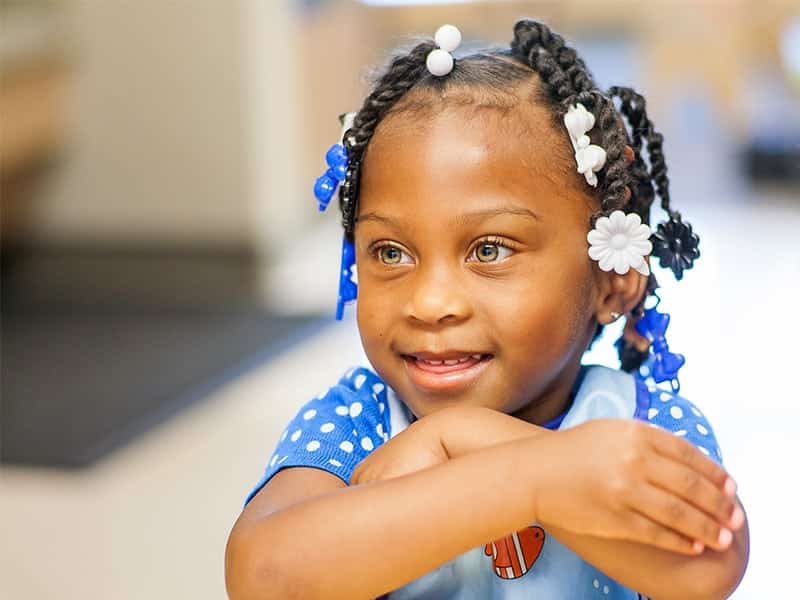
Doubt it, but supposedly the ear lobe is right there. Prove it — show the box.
[596,266,649,324]
[623,144,635,165]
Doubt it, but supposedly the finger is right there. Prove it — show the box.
[647,428,732,491]
[629,483,734,552]
[622,510,701,556]
[645,453,742,530]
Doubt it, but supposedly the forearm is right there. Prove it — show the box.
[430,405,748,599]
[229,437,543,600]
[544,514,749,600]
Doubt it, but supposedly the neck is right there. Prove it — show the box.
[511,358,586,426]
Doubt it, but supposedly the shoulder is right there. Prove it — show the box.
[285,365,391,455]
[640,382,723,464]
[244,366,390,505]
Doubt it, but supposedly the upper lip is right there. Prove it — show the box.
[403,351,490,361]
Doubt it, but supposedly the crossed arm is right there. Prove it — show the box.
[351,405,749,600]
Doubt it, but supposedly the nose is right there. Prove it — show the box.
[402,262,472,326]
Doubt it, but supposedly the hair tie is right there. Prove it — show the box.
[313,112,356,212]
[564,103,607,187]
[426,25,462,77]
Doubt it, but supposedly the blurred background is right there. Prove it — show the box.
[1,0,798,598]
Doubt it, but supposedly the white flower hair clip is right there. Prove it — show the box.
[426,24,462,77]
[587,210,653,276]
[564,103,607,187]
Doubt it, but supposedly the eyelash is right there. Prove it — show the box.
[368,237,517,265]
[468,236,517,263]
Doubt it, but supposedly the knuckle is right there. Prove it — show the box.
[621,448,643,472]
[701,519,719,542]
[683,471,701,495]
[679,442,696,463]
[666,500,684,522]
[644,520,664,545]
[606,476,634,506]
[716,494,733,519]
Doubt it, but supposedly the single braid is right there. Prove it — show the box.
[608,86,674,218]
[590,93,631,216]
[340,41,436,238]
[511,20,596,94]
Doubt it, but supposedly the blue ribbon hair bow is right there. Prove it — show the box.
[635,306,686,392]
[314,112,358,320]
[314,143,349,212]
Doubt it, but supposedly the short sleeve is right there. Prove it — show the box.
[244,366,391,506]
[644,386,723,464]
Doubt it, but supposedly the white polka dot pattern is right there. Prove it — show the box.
[244,366,393,506]
[640,368,723,464]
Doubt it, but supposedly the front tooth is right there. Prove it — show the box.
[444,359,459,365]
[425,359,442,365]
[457,356,469,363]
[471,354,482,360]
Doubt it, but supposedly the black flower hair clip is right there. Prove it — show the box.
[650,212,700,280]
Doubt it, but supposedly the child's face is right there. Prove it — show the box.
[354,103,605,424]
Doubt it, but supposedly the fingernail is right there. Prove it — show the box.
[692,540,704,554]
[730,505,745,530]
[718,528,733,548]
[724,477,737,497]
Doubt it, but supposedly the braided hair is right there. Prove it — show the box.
[337,19,696,373]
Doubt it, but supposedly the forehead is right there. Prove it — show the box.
[358,101,595,226]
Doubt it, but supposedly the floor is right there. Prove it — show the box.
[0,316,367,600]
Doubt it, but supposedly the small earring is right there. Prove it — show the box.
[609,311,622,322]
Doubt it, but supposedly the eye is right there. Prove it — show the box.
[469,239,515,263]
[374,243,413,265]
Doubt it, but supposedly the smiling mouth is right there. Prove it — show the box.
[401,352,494,391]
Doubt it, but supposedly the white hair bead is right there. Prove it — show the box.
[426,48,454,77]
[434,24,461,53]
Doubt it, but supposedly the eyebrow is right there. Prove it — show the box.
[357,205,542,228]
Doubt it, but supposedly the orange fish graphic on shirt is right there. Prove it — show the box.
[484,526,545,579]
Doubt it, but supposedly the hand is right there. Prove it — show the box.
[530,419,745,556]
[350,415,449,486]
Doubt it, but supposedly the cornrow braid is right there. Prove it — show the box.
[339,41,437,238]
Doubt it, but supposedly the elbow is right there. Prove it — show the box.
[224,524,265,600]
[712,515,750,599]
[225,522,315,600]
[685,526,750,600]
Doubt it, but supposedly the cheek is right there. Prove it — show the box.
[355,284,393,353]
[485,257,594,349]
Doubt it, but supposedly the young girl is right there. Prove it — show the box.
[225,20,749,599]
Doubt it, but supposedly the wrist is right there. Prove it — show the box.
[434,405,551,459]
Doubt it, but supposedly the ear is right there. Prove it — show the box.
[623,144,635,165]
[594,263,649,326]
